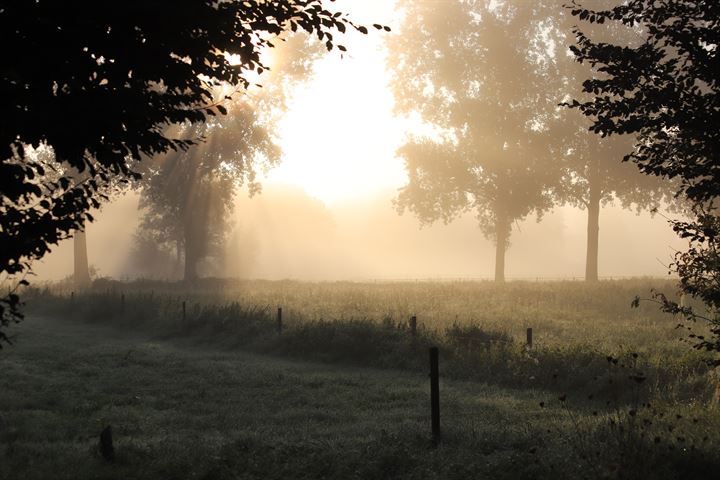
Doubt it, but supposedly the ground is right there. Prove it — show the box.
[1,316,551,480]
[3,280,719,479]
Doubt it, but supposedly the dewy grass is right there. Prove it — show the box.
[22,279,716,401]
[2,278,720,479]
[2,309,719,479]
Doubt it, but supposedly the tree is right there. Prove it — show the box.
[568,0,719,359]
[134,33,321,282]
[73,226,91,288]
[388,1,564,281]
[0,1,382,342]
[567,0,718,203]
[550,4,683,281]
[554,108,680,281]
[139,99,280,281]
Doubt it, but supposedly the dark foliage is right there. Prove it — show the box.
[569,0,720,363]
[566,0,719,203]
[643,209,720,365]
[0,1,383,340]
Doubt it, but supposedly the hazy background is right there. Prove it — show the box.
[30,187,682,281]
[28,0,687,283]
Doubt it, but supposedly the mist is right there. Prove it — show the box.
[30,185,684,282]
[4,1,718,478]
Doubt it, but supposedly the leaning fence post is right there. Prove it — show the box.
[429,347,441,444]
[277,307,283,335]
[526,327,533,349]
[410,315,417,337]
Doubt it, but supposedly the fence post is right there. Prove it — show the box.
[99,425,114,462]
[526,327,533,349]
[429,347,440,444]
[70,291,74,302]
[277,307,283,335]
[120,293,125,314]
[182,301,186,323]
[410,315,417,337]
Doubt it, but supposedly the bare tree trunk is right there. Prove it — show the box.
[585,159,601,282]
[73,224,91,288]
[494,216,509,282]
[174,237,183,279]
[183,218,198,282]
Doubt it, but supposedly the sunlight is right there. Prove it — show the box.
[265,0,408,205]
[269,55,407,204]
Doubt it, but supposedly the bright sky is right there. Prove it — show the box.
[264,0,409,205]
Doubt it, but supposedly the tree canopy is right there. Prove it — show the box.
[134,33,323,281]
[0,1,380,341]
[137,97,280,281]
[388,1,567,281]
[569,0,719,361]
[566,0,719,202]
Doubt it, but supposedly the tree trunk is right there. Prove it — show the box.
[175,237,183,279]
[183,218,199,282]
[585,160,601,282]
[494,216,510,282]
[73,224,91,288]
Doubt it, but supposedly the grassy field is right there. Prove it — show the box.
[29,277,698,348]
[2,279,720,479]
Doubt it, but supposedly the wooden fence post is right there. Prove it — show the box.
[526,327,533,349]
[182,301,186,323]
[120,293,125,314]
[410,315,417,337]
[277,307,283,335]
[429,347,440,444]
[99,425,114,462]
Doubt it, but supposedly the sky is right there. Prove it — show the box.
[28,0,688,282]
[265,0,409,205]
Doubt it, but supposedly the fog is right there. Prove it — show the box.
[24,0,689,284]
[30,186,683,282]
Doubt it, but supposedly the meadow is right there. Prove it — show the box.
[2,278,719,479]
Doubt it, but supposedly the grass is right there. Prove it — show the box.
[0,317,547,479]
[31,277,697,348]
[2,316,719,480]
[23,279,716,396]
[2,278,719,478]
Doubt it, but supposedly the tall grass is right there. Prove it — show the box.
[24,278,715,404]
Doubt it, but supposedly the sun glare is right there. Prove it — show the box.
[264,0,408,205]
